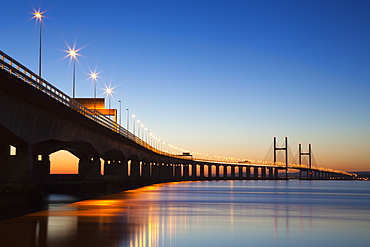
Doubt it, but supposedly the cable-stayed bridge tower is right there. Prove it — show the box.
[299,143,312,179]
[273,136,288,179]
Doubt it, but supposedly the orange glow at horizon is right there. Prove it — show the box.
[50,150,78,174]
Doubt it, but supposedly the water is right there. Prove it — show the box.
[1,180,369,247]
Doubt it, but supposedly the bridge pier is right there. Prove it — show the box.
[130,159,141,179]
[193,164,198,179]
[174,164,181,180]
[151,162,159,179]
[166,163,173,180]
[141,161,150,179]
[246,167,250,179]
[215,165,220,179]
[231,166,235,179]
[158,163,166,180]
[238,166,243,179]
[254,167,258,179]
[33,154,50,179]
[268,167,273,179]
[199,164,205,179]
[0,144,42,204]
[261,167,266,179]
[183,164,190,179]
[78,155,101,179]
[223,165,227,178]
[208,165,213,179]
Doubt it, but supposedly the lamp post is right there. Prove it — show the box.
[103,85,115,119]
[88,71,99,115]
[137,120,140,138]
[126,109,129,132]
[141,124,144,140]
[132,114,136,136]
[118,100,122,126]
[32,9,44,78]
[66,46,81,98]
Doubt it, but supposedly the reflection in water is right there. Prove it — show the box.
[1,180,370,246]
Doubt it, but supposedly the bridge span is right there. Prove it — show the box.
[0,51,355,204]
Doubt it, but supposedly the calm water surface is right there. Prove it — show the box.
[1,180,370,247]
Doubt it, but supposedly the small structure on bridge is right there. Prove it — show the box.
[74,98,117,122]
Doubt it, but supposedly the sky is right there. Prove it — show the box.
[2,0,370,172]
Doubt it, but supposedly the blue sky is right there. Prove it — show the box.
[2,0,370,171]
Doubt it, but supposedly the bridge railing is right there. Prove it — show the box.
[0,50,195,159]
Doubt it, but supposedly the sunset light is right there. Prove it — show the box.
[1,1,369,246]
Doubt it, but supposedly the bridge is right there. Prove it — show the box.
[0,50,356,204]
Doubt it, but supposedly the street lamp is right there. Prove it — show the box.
[137,120,140,138]
[103,84,116,119]
[141,124,144,140]
[144,127,148,143]
[118,100,122,126]
[32,9,44,78]
[126,109,129,132]
[132,114,136,135]
[88,70,99,115]
[149,132,153,146]
[65,45,81,98]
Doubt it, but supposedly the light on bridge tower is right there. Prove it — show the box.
[273,136,288,179]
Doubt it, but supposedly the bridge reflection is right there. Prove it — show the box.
[0,181,348,247]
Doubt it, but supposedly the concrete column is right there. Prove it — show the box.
[208,165,213,179]
[166,164,173,180]
[183,164,189,179]
[239,166,243,179]
[0,145,9,168]
[199,164,205,179]
[122,159,129,178]
[192,164,197,179]
[151,163,159,179]
[158,163,164,180]
[78,155,101,179]
[104,159,115,176]
[33,154,50,178]
[246,167,250,179]
[175,164,181,180]
[130,159,140,179]
[261,167,266,179]
[104,158,127,180]
[274,168,279,179]
[231,166,235,179]
[1,145,33,172]
[223,165,227,178]
[160,163,167,180]
[0,144,42,204]
[142,161,150,179]
[254,167,259,179]
[268,167,273,179]
[215,165,220,179]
